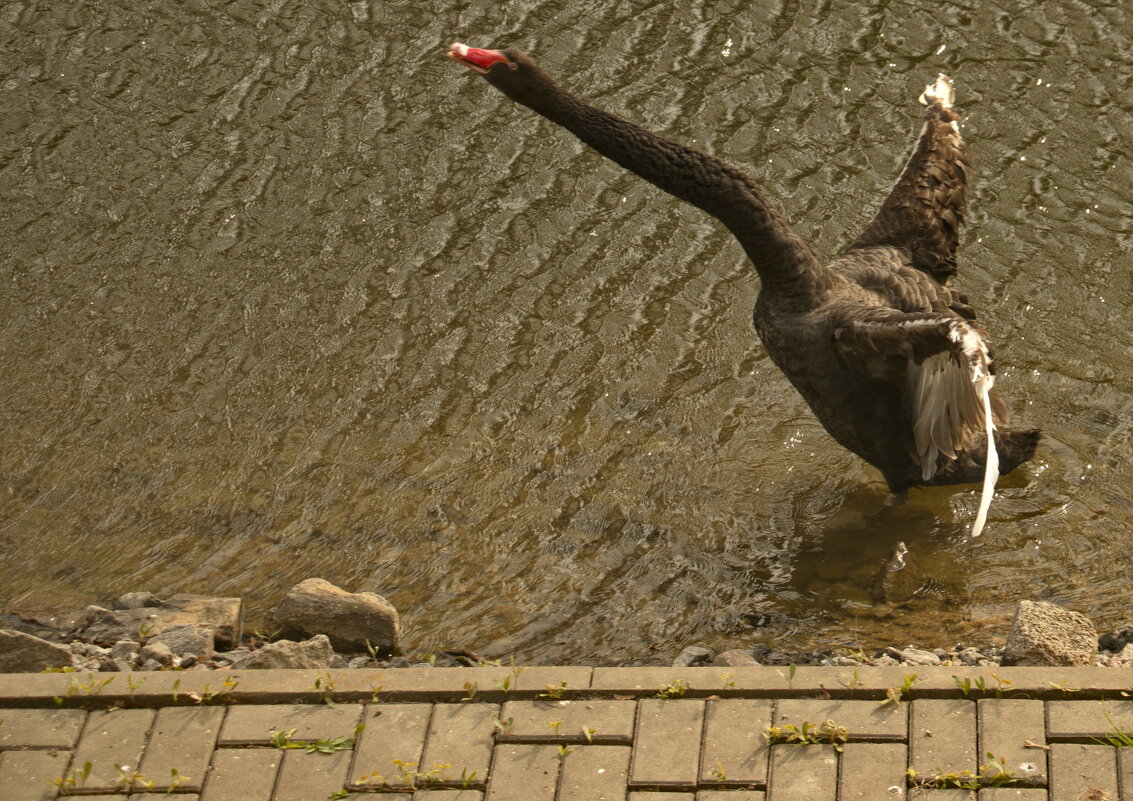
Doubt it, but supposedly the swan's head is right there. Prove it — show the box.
[448,43,516,75]
[448,43,552,102]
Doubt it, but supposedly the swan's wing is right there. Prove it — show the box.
[845,75,970,285]
[832,308,1004,482]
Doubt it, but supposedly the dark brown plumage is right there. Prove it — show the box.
[449,44,1039,534]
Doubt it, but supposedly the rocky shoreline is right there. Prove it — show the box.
[2,579,1132,674]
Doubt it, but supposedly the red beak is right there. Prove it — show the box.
[449,42,510,74]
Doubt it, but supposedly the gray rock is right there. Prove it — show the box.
[226,634,336,670]
[69,641,109,658]
[886,646,941,666]
[672,645,713,667]
[954,648,980,665]
[0,629,76,672]
[99,658,136,672]
[69,594,243,648]
[270,578,399,654]
[1002,600,1097,667]
[140,659,165,671]
[348,655,376,669]
[140,641,175,667]
[713,649,760,667]
[113,592,161,610]
[1099,624,1133,653]
[149,625,214,662]
[111,640,141,662]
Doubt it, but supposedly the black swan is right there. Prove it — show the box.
[448,43,1039,536]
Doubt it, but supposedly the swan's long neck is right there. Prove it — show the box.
[513,80,831,308]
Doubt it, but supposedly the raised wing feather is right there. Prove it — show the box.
[846,75,970,284]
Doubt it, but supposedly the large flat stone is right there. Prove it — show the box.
[558,745,630,801]
[767,745,838,801]
[699,699,773,785]
[499,699,635,743]
[909,699,976,779]
[420,703,499,782]
[199,748,281,801]
[484,744,559,801]
[0,749,74,801]
[137,706,225,791]
[0,708,86,748]
[839,742,908,800]
[0,629,75,672]
[219,702,363,745]
[69,708,156,792]
[630,699,704,786]
[976,699,1046,785]
[1048,743,1117,800]
[349,703,432,789]
[272,748,352,801]
[774,698,906,740]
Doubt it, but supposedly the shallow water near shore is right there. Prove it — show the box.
[2,0,1132,663]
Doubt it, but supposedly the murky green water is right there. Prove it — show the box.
[2,0,1131,663]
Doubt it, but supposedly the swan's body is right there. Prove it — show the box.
[449,44,1039,535]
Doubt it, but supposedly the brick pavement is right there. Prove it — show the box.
[0,667,1130,800]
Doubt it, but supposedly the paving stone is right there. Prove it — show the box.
[1048,743,1117,800]
[908,790,975,800]
[627,794,695,800]
[360,667,517,701]
[766,744,838,801]
[774,698,906,740]
[976,700,1046,785]
[420,703,498,782]
[70,708,156,792]
[910,700,976,779]
[697,792,766,800]
[511,666,593,695]
[0,708,86,748]
[271,748,352,801]
[558,745,630,801]
[413,792,479,801]
[976,789,1049,800]
[7,666,1132,708]
[500,699,635,743]
[0,749,73,801]
[1120,748,1133,801]
[630,699,705,786]
[591,667,744,694]
[218,702,363,744]
[839,742,908,800]
[699,699,773,785]
[1046,699,1133,738]
[200,748,281,801]
[349,703,432,788]
[137,705,224,791]
[130,795,200,800]
[484,744,560,801]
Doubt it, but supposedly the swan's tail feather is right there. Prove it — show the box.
[969,377,1000,537]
